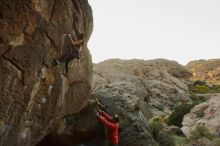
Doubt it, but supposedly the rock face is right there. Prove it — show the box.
[94,59,191,116]
[181,93,220,137]
[0,0,93,146]
[93,59,191,146]
[186,59,220,84]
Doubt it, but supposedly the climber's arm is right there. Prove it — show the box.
[98,116,115,128]
[99,111,114,122]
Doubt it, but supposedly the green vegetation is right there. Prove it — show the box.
[171,135,186,146]
[212,138,220,146]
[187,125,220,146]
[211,85,220,92]
[149,117,175,146]
[149,118,220,146]
[190,85,210,94]
[168,104,194,127]
[168,93,210,128]
[194,110,204,117]
[148,80,220,145]
[189,125,216,141]
[149,117,164,140]
[190,82,220,94]
[190,94,207,105]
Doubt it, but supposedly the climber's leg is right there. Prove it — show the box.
[63,54,75,75]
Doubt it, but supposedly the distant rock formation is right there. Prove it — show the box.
[182,93,220,137]
[186,59,220,84]
[0,0,93,145]
[92,59,191,146]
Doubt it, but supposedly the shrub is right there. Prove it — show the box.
[194,110,204,117]
[184,125,220,145]
[149,117,164,140]
[191,80,220,93]
[191,85,210,94]
[190,94,208,106]
[210,85,220,93]
[157,131,175,146]
[212,138,220,146]
[171,135,186,146]
[149,117,175,146]
[190,94,207,102]
[189,125,216,141]
[193,80,207,86]
[168,104,193,127]
[190,83,220,94]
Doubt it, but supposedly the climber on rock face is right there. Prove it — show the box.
[96,109,119,146]
[54,33,84,75]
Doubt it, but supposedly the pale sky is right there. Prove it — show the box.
[88,0,220,65]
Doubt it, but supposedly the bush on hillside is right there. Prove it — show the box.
[185,125,220,146]
[189,125,216,141]
[171,135,187,146]
[190,94,207,103]
[190,85,210,94]
[210,85,220,93]
[190,82,220,94]
[168,104,193,127]
[149,117,164,140]
[212,138,220,146]
[149,117,175,146]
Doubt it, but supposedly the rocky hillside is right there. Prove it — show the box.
[0,0,93,146]
[93,59,192,145]
[186,59,220,84]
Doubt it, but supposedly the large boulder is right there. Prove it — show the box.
[93,59,191,146]
[182,93,220,137]
[94,59,191,116]
[0,0,93,145]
